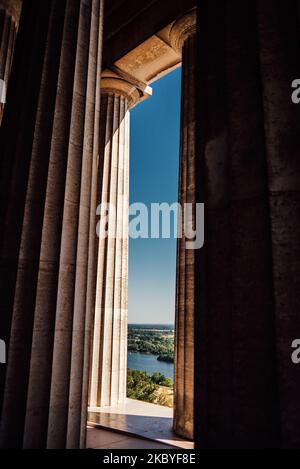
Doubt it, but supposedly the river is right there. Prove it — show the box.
[127,352,174,380]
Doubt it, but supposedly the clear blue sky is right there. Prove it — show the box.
[128,67,182,325]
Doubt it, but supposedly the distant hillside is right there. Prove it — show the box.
[129,324,174,331]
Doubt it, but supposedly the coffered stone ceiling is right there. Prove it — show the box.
[101,21,182,106]
[101,23,181,106]
[103,0,196,67]
[113,23,181,85]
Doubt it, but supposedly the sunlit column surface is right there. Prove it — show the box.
[0,0,21,124]
[170,8,196,441]
[0,0,104,449]
[89,74,148,408]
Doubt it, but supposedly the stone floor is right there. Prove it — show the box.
[88,398,194,450]
[86,427,175,449]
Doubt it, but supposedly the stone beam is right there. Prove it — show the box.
[103,0,196,68]
[101,17,190,94]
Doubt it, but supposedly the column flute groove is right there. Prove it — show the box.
[89,72,147,409]
[0,0,21,124]
[0,0,104,449]
[170,8,196,441]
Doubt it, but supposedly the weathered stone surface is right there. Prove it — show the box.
[0,1,20,123]
[1,0,299,452]
[103,0,196,67]
[113,32,180,86]
[89,77,132,409]
[0,0,104,449]
[195,0,300,449]
[173,9,196,442]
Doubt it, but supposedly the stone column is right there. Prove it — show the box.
[195,0,300,449]
[0,0,104,449]
[0,0,22,124]
[170,9,196,441]
[89,73,150,408]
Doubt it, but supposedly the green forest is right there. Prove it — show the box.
[127,370,173,407]
[128,325,174,363]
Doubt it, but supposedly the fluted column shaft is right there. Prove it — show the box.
[196,0,300,449]
[89,86,131,409]
[172,10,196,441]
[0,0,104,449]
[0,0,21,124]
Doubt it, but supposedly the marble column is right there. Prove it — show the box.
[0,0,21,124]
[195,0,300,449]
[0,0,104,449]
[170,9,196,441]
[89,73,148,409]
